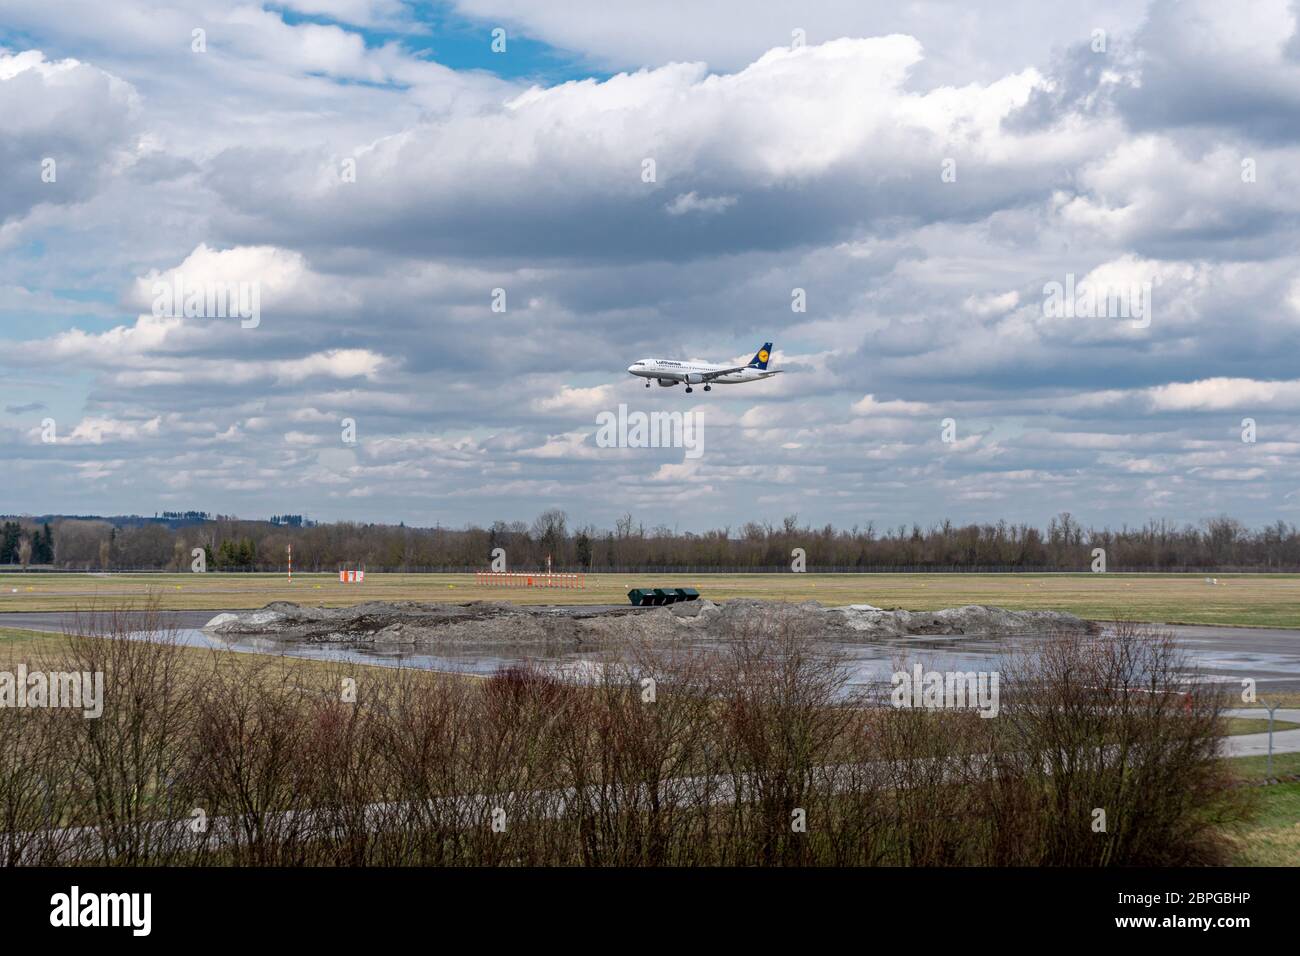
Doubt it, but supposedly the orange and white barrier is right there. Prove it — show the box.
[339,569,365,583]
[476,571,585,589]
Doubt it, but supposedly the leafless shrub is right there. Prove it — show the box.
[189,657,319,864]
[0,703,80,865]
[709,615,855,864]
[45,604,200,864]
[366,669,475,864]
[993,622,1251,865]
[557,638,723,865]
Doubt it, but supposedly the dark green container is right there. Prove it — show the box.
[629,587,702,606]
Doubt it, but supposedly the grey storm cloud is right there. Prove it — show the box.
[0,50,138,225]
[1115,0,1300,143]
[200,38,1085,262]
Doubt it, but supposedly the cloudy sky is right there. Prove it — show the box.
[2,0,1299,532]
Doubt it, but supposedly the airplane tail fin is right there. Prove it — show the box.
[748,342,773,369]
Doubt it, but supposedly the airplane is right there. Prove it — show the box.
[627,342,781,394]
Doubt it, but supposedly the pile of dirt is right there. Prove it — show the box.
[204,599,1095,646]
[669,599,1095,640]
[204,600,663,645]
[827,603,1097,638]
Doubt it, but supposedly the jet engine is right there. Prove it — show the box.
[684,373,705,384]
[657,378,678,387]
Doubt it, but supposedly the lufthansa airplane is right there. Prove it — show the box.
[627,343,781,393]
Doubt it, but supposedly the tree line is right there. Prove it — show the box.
[5,510,1300,572]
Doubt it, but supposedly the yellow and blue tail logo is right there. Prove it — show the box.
[748,342,773,369]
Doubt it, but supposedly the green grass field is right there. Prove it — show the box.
[1228,753,1300,865]
[1,571,1297,626]
[0,626,451,685]
[1233,782,1300,866]
[1225,717,1300,735]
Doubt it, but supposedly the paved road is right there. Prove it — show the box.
[1164,625,1300,687]
[1222,708,1300,758]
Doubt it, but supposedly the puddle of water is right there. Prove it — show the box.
[125,621,1300,691]
[144,627,602,678]
[147,627,1105,690]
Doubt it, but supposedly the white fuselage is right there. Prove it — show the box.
[626,359,776,385]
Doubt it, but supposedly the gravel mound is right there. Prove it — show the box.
[205,600,656,645]
[828,603,1095,638]
[205,599,1095,646]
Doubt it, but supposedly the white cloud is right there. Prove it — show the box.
[850,394,934,416]
[531,384,617,414]
[963,290,1019,316]
[1146,378,1300,412]
[664,192,737,216]
[59,416,162,445]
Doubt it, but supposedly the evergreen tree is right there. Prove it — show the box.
[0,522,20,564]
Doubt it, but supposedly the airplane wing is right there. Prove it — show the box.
[698,365,749,381]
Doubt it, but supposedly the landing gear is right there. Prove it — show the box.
[645,380,651,387]
[684,386,694,393]
[703,385,711,392]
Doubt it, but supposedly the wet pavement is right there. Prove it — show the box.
[1222,708,1300,758]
